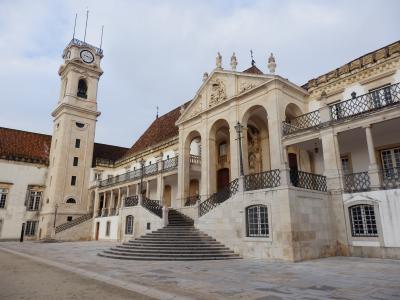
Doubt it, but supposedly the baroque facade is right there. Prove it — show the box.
[0,38,400,261]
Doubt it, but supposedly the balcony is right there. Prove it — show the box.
[342,168,400,193]
[282,82,400,136]
[189,155,201,165]
[99,157,179,189]
[124,195,139,207]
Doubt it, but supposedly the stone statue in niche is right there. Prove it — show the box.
[247,125,262,174]
[209,79,227,107]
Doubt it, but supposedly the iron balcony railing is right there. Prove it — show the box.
[199,178,239,216]
[124,195,139,207]
[290,169,327,192]
[68,38,103,56]
[142,197,163,218]
[282,110,321,135]
[343,172,371,193]
[330,82,400,121]
[162,156,178,172]
[380,167,400,190]
[95,158,116,167]
[244,169,281,191]
[189,155,201,165]
[99,157,179,188]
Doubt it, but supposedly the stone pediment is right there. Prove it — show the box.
[177,71,270,125]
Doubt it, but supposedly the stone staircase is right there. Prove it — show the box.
[55,213,92,234]
[98,209,240,261]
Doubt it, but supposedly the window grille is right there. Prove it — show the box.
[28,191,42,210]
[25,221,38,236]
[246,205,269,237]
[125,215,133,234]
[0,188,8,209]
[349,204,378,237]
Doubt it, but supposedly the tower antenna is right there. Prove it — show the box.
[99,25,104,50]
[84,9,89,43]
[250,49,256,66]
[72,13,77,40]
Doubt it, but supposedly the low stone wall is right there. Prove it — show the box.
[119,206,164,242]
[349,246,400,260]
[55,218,93,241]
[196,186,333,261]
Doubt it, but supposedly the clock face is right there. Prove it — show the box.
[80,50,94,64]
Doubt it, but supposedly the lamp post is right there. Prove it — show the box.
[139,158,145,196]
[53,204,58,228]
[235,121,245,177]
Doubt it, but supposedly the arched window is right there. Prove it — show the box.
[349,204,378,237]
[125,215,134,235]
[246,205,269,237]
[66,198,76,204]
[77,79,88,99]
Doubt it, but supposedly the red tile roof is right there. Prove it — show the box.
[0,127,127,166]
[121,102,190,160]
[242,65,264,75]
[0,127,51,164]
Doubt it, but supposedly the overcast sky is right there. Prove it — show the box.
[0,0,399,148]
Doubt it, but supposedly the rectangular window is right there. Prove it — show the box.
[71,176,77,186]
[94,173,102,181]
[349,205,378,237]
[67,216,73,222]
[25,221,38,236]
[106,221,111,236]
[28,191,42,211]
[73,157,79,166]
[380,147,400,180]
[75,139,81,148]
[340,154,353,175]
[0,188,8,209]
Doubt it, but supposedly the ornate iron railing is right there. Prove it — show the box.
[380,167,400,190]
[199,178,239,216]
[124,195,139,207]
[142,197,163,218]
[144,163,159,176]
[55,213,92,234]
[344,172,370,193]
[330,83,400,121]
[184,195,200,206]
[189,155,201,165]
[244,169,281,191]
[290,169,327,192]
[68,38,103,55]
[162,156,178,172]
[282,110,321,135]
[95,158,115,167]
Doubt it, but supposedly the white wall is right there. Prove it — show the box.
[0,160,47,239]
[93,215,119,241]
[343,189,400,247]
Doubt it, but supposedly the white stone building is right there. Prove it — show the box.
[0,38,400,261]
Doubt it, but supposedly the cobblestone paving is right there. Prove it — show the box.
[1,241,400,300]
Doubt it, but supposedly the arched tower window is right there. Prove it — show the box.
[77,79,88,99]
[66,198,76,204]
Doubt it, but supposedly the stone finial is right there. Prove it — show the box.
[180,105,185,115]
[268,53,277,74]
[203,72,209,82]
[230,52,237,71]
[216,52,222,70]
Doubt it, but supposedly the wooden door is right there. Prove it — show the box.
[95,222,100,240]
[163,185,172,207]
[288,153,299,186]
[189,179,199,197]
[217,168,230,191]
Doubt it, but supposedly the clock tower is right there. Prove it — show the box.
[39,39,103,239]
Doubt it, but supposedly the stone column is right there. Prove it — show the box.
[207,136,217,195]
[126,185,130,197]
[157,175,164,203]
[177,128,187,206]
[280,146,291,187]
[364,125,380,188]
[242,127,249,175]
[93,188,99,218]
[145,181,150,198]
[117,188,121,208]
[229,122,240,179]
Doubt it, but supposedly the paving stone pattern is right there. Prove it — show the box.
[1,241,400,300]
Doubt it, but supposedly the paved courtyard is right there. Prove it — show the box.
[0,241,400,300]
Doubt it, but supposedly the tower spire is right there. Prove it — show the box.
[250,49,256,66]
[99,25,104,50]
[72,13,77,40]
[84,9,89,43]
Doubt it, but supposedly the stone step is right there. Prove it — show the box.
[98,253,241,261]
[118,244,229,250]
[111,247,235,254]
[98,208,240,261]
[102,250,240,259]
